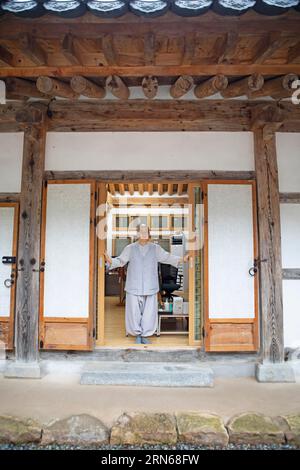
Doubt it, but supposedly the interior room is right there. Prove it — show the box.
[101,182,191,348]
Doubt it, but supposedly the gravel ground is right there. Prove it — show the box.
[0,443,298,450]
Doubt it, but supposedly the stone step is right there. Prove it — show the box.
[80,361,214,387]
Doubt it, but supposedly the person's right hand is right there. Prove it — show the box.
[104,250,112,265]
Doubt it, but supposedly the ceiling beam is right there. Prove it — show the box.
[70,76,106,98]
[216,31,239,64]
[106,75,130,99]
[253,32,287,64]
[36,76,78,99]
[2,100,300,133]
[141,76,158,99]
[194,74,228,98]
[19,33,47,65]
[62,34,81,65]
[221,74,264,99]
[170,75,193,99]
[1,65,300,78]
[0,44,15,67]
[288,41,300,64]
[6,77,46,98]
[102,34,118,66]
[144,32,155,66]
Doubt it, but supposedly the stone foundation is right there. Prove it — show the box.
[0,412,299,447]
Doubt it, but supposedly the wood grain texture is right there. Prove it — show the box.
[15,123,46,362]
[254,128,284,363]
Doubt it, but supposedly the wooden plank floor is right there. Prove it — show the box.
[102,296,189,348]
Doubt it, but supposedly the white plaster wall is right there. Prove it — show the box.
[276,133,300,192]
[281,204,300,269]
[283,280,300,349]
[277,133,300,348]
[0,133,23,192]
[45,132,254,171]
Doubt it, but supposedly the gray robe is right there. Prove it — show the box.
[108,241,181,336]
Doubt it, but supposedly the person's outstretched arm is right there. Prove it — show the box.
[156,244,189,267]
[104,244,131,270]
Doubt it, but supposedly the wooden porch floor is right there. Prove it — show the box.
[102,296,189,348]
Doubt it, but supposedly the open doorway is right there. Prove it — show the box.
[96,182,201,348]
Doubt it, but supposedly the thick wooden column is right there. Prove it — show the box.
[254,127,295,381]
[5,118,46,378]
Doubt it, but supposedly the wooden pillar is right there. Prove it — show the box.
[5,119,46,378]
[254,127,295,381]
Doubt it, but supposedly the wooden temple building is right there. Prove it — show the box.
[0,0,300,383]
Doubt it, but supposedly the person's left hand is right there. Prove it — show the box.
[183,253,190,263]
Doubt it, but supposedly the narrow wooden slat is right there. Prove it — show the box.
[0,44,14,66]
[282,269,300,280]
[102,34,118,66]
[62,34,81,65]
[280,192,300,204]
[144,32,155,66]
[217,31,239,64]
[19,33,47,65]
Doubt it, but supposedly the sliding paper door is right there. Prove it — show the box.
[204,182,259,352]
[0,203,18,350]
[39,181,95,350]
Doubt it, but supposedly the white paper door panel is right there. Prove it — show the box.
[0,207,14,317]
[43,184,91,318]
[208,184,255,319]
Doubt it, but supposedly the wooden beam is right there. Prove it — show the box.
[148,184,153,195]
[254,128,284,363]
[282,269,300,280]
[194,75,228,99]
[36,76,78,99]
[109,184,115,195]
[62,34,81,65]
[217,31,239,64]
[19,33,47,65]
[106,75,129,99]
[40,100,300,132]
[0,44,15,67]
[221,74,264,99]
[15,121,46,365]
[181,32,195,66]
[280,193,300,204]
[158,184,163,195]
[138,184,144,195]
[2,65,300,79]
[253,32,287,64]
[0,193,20,203]
[167,184,173,196]
[141,76,158,99]
[6,78,46,99]
[102,34,118,66]
[170,75,194,99]
[288,41,300,64]
[44,170,256,182]
[119,183,125,196]
[128,184,135,196]
[251,73,298,99]
[111,196,189,205]
[144,32,155,66]
[70,76,106,98]
[177,183,184,196]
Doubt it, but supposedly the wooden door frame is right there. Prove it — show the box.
[203,179,260,352]
[39,179,96,350]
[96,179,193,347]
[0,202,19,350]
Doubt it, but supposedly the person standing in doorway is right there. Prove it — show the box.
[104,224,189,344]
